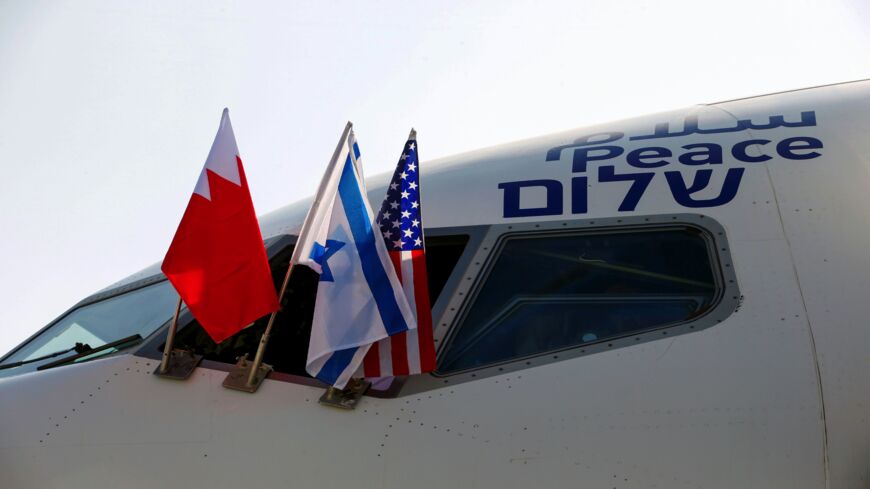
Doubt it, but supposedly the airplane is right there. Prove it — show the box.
[1,79,868,489]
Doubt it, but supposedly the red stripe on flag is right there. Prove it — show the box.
[364,250,403,377]
[390,252,402,284]
[412,250,437,372]
[364,341,381,378]
[390,331,410,375]
[387,249,409,375]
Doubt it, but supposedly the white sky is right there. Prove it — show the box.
[0,0,868,356]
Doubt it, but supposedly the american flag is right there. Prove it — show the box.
[362,131,436,377]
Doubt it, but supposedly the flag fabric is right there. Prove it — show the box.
[161,109,279,344]
[295,123,417,389]
[363,132,437,377]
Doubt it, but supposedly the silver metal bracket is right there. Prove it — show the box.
[222,355,272,393]
[318,379,371,410]
[153,349,203,380]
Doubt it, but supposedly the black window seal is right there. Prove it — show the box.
[0,275,171,365]
[132,230,486,397]
[400,213,739,395]
[1,235,295,367]
[415,225,490,352]
[133,234,296,364]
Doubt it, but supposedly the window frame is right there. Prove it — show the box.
[0,234,295,372]
[131,230,484,395]
[123,216,738,396]
[134,234,296,366]
[401,213,739,393]
[0,274,173,370]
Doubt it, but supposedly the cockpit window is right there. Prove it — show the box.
[173,234,471,377]
[438,227,719,374]
[3,281,178,369]
[424,234,469,304]
[173,251,318,377]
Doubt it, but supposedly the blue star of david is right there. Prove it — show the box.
[309,239,345,282]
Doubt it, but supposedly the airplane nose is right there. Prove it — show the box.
[0,355,154,486]
[0,367,75,449]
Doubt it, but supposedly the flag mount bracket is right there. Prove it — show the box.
[222,355,272,393]
[154,349,203,380]
[318,379,371,410]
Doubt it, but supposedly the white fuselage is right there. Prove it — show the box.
[1,81,868,488]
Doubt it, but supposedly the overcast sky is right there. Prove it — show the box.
[0,0,868,356]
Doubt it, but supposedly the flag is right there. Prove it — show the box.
[295,123,416,388]
[161,109,279,344]
[363,131,436,377]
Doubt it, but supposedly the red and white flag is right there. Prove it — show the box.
[161,109,279,344]
[363,131,437,377]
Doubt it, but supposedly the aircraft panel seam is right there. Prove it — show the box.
[707,104,832,488]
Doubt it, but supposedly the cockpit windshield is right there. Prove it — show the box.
[1,280,178,373]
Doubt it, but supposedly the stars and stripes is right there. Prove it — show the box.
[363,131,437,377]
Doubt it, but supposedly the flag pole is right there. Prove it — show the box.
[242,262,295,388]
[154,296,203,379]
[159,297,182,373]
[223,122,355,393]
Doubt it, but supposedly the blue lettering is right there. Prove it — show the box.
[545,131,625,173]
[732,139,772,163]
[499,180,563,218]
[665,168,745,208]
[527,115,825,218]
[598,166,654,212]
[776,137,823,160]
[571,176,587,214]
[627,147,671,168]
[678,143,723,165]
[569,145,623,173]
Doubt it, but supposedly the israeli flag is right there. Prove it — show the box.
[293,123,417,388]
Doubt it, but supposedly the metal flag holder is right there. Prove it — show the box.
[318,378,371,410]
[154,297,204,380]
[221,262,294,393]
[223,121,355,394]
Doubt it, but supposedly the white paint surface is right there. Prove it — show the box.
[1,82,869,487]
[1,0,870,356]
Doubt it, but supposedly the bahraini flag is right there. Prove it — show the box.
[161,109,279,343]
